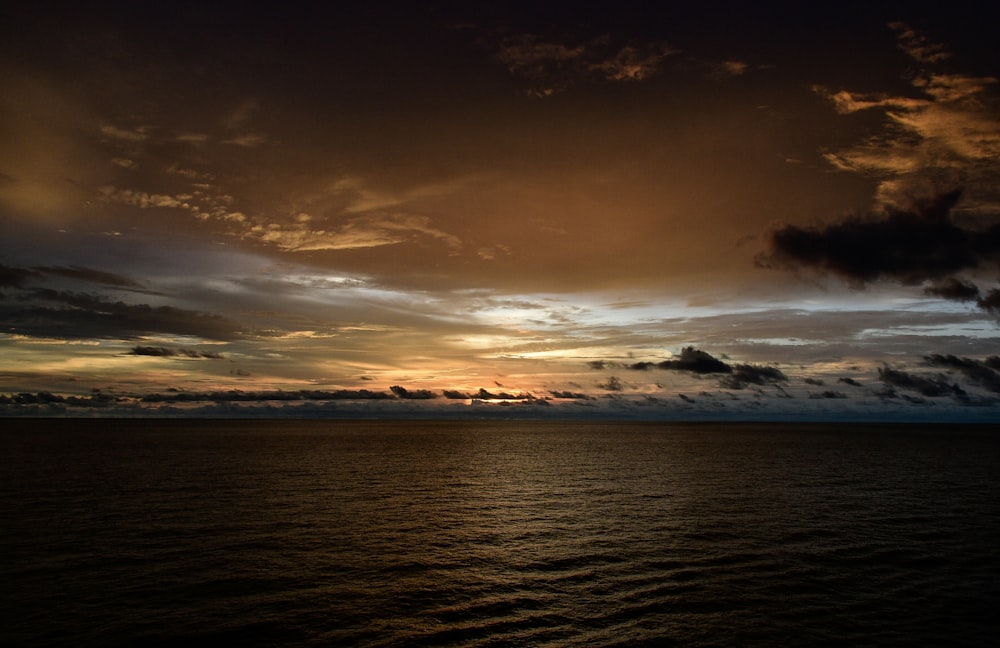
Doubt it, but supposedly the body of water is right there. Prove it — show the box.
[2,419,998,646]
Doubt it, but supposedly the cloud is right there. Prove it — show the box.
[1,290,242,340]
[717,60,749,76]
[587,43,676,82]
[175,132,210,144]
[624,346,786,390]
[719,364,788,390]
[248,213,462,252]
[596,376,624,392]
[549,390,593,400]
[99,124,149,142]
[129,346,224,359]
[758,189,1000,299]
[813,26,1000,215]
[222,133,268,147]
[492,34,674,96]
[33,265,143,289]
[888,22,951,64]
[0,391,120,407]
[923,277,981,301]
[99,186,187,209]
[924,354,1000,393]
[389,385,438,399]
[626,346,730,374]
[0,264,40,288]
[878,365,967,400]
[475,387,530,400]
[141,389,395,403]
[978,288,1000,314]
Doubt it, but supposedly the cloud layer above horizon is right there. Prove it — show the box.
[1,3,998,420]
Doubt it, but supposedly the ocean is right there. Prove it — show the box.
[2,419,998,646]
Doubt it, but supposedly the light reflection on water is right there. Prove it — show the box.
[2,420,998,646]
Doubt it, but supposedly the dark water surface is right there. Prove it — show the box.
[2,420,998,646]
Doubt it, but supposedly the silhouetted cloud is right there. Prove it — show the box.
[475,387,528,400]
[924,354,1000,393]
[443,390,472,399]
[646,346,731,374]
[0,391,120,407]
[809,391,848,399]
[596,376,623,392]
[389,385,438,399]
[623,347,786,390]
[838,377,863,387]
[549,390,593,400]
[719,364,788,390]
[759,190,1000,311]
[141,389,394,403]
[0,290,243,340]
[878,366,967,399]
[760,190,987,284]
[129,346,224,359]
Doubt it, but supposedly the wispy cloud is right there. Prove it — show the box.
[492,34,675,96]
[99,124,149,142]
[813,24,1000,214]
[888,22,951,63]
[222,132,268,147]
[247,213,462,252]
[99,186,189,209]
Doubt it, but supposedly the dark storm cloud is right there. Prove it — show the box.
[1,290,242,340]
[129,346,223,359]
[924,354,1000,394]
[809,391,848,399]
[759,190,1000,286]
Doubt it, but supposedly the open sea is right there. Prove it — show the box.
[2,419,998,646]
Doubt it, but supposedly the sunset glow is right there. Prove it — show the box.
[1,3,998,420]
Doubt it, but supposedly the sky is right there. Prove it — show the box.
[2,1,999,420]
